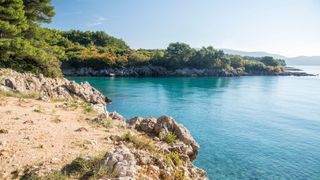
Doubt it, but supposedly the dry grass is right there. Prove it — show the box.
[0,89,40,99]
[121,132,155,151]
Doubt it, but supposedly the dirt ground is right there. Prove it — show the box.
[0,96,121,179]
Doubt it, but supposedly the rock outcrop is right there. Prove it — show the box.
[62,65,315,77]
[0,68,208,179]
[102,146,137,179]
[0,69,110,112]
[62,66,247,77]
[127,116,199,161]
[126,115,207,179]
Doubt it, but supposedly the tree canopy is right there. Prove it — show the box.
[0,0,62,77]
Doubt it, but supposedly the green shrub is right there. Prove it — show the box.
[174,168,186,180]
[83,104,94,113]
[61,155,107,179]
[163,132,177,144]
[163,151,182,167]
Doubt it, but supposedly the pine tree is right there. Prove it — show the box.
[0,0,28,38]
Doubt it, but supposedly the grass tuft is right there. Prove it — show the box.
[173,167,186,180]
[84,104,94,113]
[121,132,155,151]
[0,89,40,99]
[163,151,182,167]
[61,153,107,179]
[23,152,109,179]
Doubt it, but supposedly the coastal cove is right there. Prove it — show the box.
[69,72,320,179]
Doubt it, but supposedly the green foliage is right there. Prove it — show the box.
[260,56,286,66]
[128,51,150,66]
[40,171,69,180]
[62,156,106,179]
[164,42,195,68]
[121,132,155,151]
[61,39,285,74]
[163,132,177,144]
[83,104,94,113]
[0,89,40,99]
[23,0,55,24]
[0,0,64,77]
[163,151,182,167]
[0,0,28,38]
[0,37,62,77]
[63,30,129,49]
[174,168,186,180]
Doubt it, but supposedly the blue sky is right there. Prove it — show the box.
[48,0,320,57]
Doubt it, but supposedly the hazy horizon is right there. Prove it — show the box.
[48,0,320,57]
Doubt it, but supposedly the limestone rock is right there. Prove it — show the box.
[108,111,125,121]
[0,69,110,112]
[127,117,156,134]
[102,146,136,179]
[127,115,199,161]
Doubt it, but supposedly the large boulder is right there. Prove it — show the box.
[127,117,157,134]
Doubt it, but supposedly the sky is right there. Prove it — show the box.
[47,0,320,57]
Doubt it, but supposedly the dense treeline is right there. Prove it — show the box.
[62,40,286,74]
[0,0,286,78]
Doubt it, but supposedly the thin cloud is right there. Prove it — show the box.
[87,16,105,27]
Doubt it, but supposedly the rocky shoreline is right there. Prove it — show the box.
[0,68,208,179]
[62,65,315,77]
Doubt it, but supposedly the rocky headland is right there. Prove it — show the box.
[0,69,207,179]
[62,65,314,77]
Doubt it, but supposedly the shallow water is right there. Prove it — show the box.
[69,72,320,179]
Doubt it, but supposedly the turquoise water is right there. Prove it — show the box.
[69,74,320,179]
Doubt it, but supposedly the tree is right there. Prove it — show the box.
[189,46,216,68]
[229,55,244,69]
[164,42,195,68]
[166,42,195,62]
[260,56,282,66]
[23,0,55,24]
[0,0,63,77]
[128,51,150,66]
[0,0,28,38]
[62,30,129,49]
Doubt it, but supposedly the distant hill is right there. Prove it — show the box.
[285,56,320,65]
[221,49,287,59]
[221,49,320,65]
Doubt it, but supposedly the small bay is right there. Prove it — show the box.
[69,69,320,179]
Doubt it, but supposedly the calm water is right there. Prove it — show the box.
[69,69,320,179]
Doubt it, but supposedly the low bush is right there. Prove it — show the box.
[163,132,177,144]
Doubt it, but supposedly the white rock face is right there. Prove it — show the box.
[127,115,199,161]
[102,147,136,179]
[0,69,110,113]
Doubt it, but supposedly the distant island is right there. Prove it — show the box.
[222,49,320,66]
